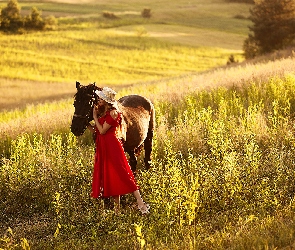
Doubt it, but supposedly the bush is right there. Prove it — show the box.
[141,8,152,18]
[226,54,239,65]
[0,0,23,33]
[102,11,118,19]
[0,0,57,33]
[44,15,58,30]
[243,35,261,59]
[24,7,45,30]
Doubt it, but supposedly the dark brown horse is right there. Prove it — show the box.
[71,81,155,172]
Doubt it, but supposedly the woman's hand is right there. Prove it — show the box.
[93,104,98,118]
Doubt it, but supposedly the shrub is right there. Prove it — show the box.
[44,15,58,30]
[24,7,45,30]
[227,54,239,65]
[141,8,152,18]
[0,0,56,33]
[243,35,261,59]
[0,0,23,33]
[102,11,118,19]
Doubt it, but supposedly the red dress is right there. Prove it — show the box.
[91,110,139,198]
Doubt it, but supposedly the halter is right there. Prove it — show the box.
[73,92,97,120]
[73,113,88,119]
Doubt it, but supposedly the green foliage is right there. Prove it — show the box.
[0,29,236,84]
[24,7,45,30]
[141,8,152,18]
[0,0,57,33]
[227,54,239,64]
[244,0,295,58]
[2,74,295,248]
[0,0,23,33]
[102,11,118,19]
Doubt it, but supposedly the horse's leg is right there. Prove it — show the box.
[144,129,153,169]
[127,150,137,173]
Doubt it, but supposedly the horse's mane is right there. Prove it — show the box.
[74,83,98,101]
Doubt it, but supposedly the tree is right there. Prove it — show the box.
[141,8,152,18]
[0,0,23,32]
[24,7,45,30]
[244,0,295,58]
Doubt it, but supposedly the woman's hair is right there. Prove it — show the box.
[108,103,125,141]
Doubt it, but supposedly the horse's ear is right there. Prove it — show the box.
[76,81,81,89]
[93,82,96,86]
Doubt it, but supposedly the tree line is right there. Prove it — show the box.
[0,0,57,33]
[244,0,295,59]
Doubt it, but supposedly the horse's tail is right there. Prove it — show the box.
[149,101,156,132]
[143,100,155,168]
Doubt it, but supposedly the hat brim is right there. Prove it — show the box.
[95,90,116,104]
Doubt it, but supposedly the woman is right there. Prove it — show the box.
[87,87,150,215]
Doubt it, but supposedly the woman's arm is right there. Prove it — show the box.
[87,123,96,134]
[93,117,111,135]
[93,105,114,135]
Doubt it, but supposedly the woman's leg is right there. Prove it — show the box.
[133,190,150,214]
[133,190,144,207]
[113,195,120,213]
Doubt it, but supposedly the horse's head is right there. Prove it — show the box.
[71,81,101,136]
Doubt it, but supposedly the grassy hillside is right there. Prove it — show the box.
[5,1,295,249]
[1,56,295,249]
[0,0,250,110]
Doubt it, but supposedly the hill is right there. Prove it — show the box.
[3,1,295,249]
[0,0,251,111]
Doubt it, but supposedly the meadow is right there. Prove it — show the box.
[2,0,295,249]
[0,0,248,110]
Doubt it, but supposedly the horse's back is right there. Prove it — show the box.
[119,95,153,111]
[118,95,155,151]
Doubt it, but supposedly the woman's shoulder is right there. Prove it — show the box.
[109,109,119,120]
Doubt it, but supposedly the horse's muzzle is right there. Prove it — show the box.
[71,116,87,136]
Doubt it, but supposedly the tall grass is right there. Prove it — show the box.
[2,1,295,248]
[2,72,295,249]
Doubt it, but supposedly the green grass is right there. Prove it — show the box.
[5,0,295,249]
[2,72,295,249]
[0,0,250,112]
[0,27,243,84]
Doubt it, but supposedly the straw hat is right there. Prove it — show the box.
[95,87,117,104]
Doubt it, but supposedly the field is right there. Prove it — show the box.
[0,0,248,110]
[2,0,295,249]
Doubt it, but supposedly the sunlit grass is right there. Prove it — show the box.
[6,1,295,249]
[0,78,75,110]
[0,0,251,112]
[1,57,294,141]
[112,24,247,50]
[2,69,295,249]
[0,27,241,85]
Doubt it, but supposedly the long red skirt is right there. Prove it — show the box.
[91,114,139,198]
